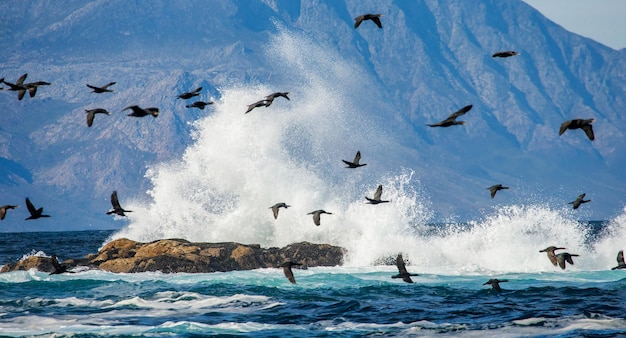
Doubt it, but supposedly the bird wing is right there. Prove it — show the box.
[559,120,571,135]
[372,17,382,28]
[547,251,558,266]
[86,84,98,90]
[353,151,361,164]
[618,250,625,265]
[86,111,95,127]
[104,82,116,88]
[28,86,38,97]
[447,104,473,120]
[564,254,576,265]
[25,198,37,215]
[374,185,383,200]
[18,89,26,100]
[0,207,6,220]
[283,266,296,283]
[581,125,595,141]
[271,206,279,219]
[396,254,409,275]
[556,255,566,269]
[123,105,140,114]
[354,16,364,28]
[110,191,121,209]
[489,187,497,199]
[312,212,321,226]
[16,73,27,86]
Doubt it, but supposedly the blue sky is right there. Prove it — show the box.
[522,0,626,50]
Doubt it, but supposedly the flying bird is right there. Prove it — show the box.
[2,73,28,100]
[177,87,202,100]
[85,108,111,127]
[87,82,116,93]
[568,193,591,210]
[391,254,418,283]
[492,51,519,58]
[365,184,390,204]
[342,150,367,168]
[24,81,51,98]
[354,14,383,29]
[540,246,566,266]
[269,202,290,219]
[307,210,332,226]
[487,184,509,199]
[245,99,271,114]
[559,119,595,141]
[185,101,214,110]
[611,250,626,270]
[0,205,18,220]
[280,261,302,284]
[265,92,290,106]
[123,105,159,118]
[427,104,473,127]
[555,252,579,270]
[106,191,132,217]
[483,279,508,292]
[25,197,50,220]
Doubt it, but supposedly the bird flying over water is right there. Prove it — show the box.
[0,205,18,220]
[492,51,519,58]
[2,73,28,100]
[555,252,579,270]
[265,92,290,106]
[280,261,302,284]
[177,87,202,100]
[391,254,418,283]
[559,119,595,141]
[354,14,383,29]
[123,105,159,118]
[483,278,508,292]
[25,197,50,220]
[107,191,132,217]
[611,250,626,270]
[540,246,566,266]
[487,184,509,199]
[342,151,366,168]
[365,185,390,204]
[427,104,473,127]
[85,108,110,127]
[87,82,116,93]
[245,100,271,114]
[568,193,591,210]
[307,210,332,226]
[185,101,214,110]
[269,203,290,219]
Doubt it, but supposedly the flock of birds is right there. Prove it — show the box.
[0,12,619,287]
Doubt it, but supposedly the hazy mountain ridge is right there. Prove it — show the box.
[0,0,625,231]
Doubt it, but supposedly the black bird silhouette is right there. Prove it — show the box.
[391,254,418,283]
[85,108,111,127]
[123,105,159,118]
[0,205,18,220]
[269,202,291,220]
[280,261,302,284]
[540,246,566,266]
[365,185,390,204]
[87,82,116,93]
[427,104,473,127]
[483,278,508,292]
[611,250,626,270]
[25,197,50,220]
[185,101,214,110]
[265,92,290,106]
[342,150,367,168]
[106,191,132,217]
[487,184,509,199]
[177,87,202,100]
[245,100,271,114]
[2,73,28,100]
[307,210,332,226]
[568,193,591,210]
[559,118,595,141]
[492,51,519,58]
[24,81,51,98]
[555,252,579,270]
[354,14,383,29]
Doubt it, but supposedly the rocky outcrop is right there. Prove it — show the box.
[0,238,345,274]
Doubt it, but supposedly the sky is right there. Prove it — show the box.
[522,0,626,50]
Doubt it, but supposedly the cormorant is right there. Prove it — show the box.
[280,261,302,284]
[391,254,418,283]
[87,82,116,93]
[365,184,390,204]
[269,202,290,219]
[265,92,290,106]
[177,87,202,100]
[354,14,383,29]
[492,51,519,58]
[427,104,473,127]
[483,278,508,292]
[245,100,271,114]
[342,150,367,168]
[555,252,579,270]
[2,73,28,100]
[185,101,214,110]
[106,191,132,217]
[24,81,50,98]
[568,193,591,210]
[307,210,332,226]
[0,205,18,220]
[559,119,595,141]
[487,184,509,199]
[611,250,626,270]
[25,197,50,220]
[540,246,566,266]
[50,256,74,275]
[85,108,111,127]
[123,105,159,118]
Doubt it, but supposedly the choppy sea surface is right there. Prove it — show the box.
[1,228,626,337]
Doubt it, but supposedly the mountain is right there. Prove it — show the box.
[0,0,625,233]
